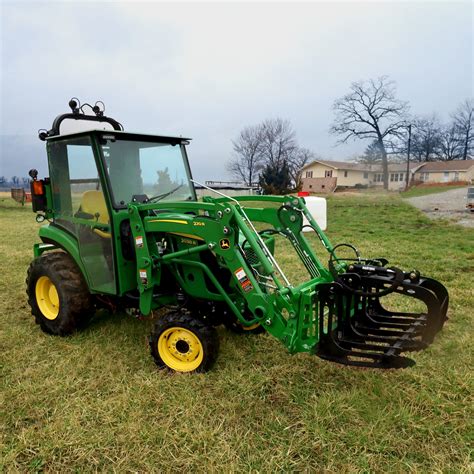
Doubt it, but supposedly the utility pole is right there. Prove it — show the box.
[405,124,412,191]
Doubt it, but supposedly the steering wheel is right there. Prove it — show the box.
[329,243,405,297]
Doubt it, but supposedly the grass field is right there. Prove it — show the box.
[1,193,473,472]
[400,184,466,198]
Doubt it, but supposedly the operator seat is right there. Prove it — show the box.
[77,190,111,239]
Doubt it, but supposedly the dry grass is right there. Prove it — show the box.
[1,193,473,472]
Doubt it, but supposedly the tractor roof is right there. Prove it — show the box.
[45,129,192,144]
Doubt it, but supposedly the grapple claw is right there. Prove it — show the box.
[316,266,449,369]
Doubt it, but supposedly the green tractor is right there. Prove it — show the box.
[26,99,449,372]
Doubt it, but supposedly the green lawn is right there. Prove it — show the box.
[1,194,473,472]
[400,184,466,198]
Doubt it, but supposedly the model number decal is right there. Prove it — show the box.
[193,221,205,226]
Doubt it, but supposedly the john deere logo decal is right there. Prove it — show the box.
[220,239,230,250]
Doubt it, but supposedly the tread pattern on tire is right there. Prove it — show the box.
[149,311,219,373]
[26,251,92,335]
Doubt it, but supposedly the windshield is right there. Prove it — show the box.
[100,137,195,207]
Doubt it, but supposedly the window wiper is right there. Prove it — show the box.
[147,184,183,203]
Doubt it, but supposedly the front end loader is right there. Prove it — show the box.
[26,99,449,372]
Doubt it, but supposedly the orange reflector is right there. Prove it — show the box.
[32,180,44,195]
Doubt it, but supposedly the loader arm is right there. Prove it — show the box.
[127,194,448,367]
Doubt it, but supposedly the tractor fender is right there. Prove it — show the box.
[37,224,91,289]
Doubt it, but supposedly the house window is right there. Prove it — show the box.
[344,171,348,177]
[363,172,369,179]
[399,173,404,182]
[390,174,395,182]
[454,172,459,181]
[324,170,333,177]
[305,171,313,178]
[420,172,429,182]
[394,173,399,182]
[444,172,449,178]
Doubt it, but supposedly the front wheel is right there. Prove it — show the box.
[149,312,219,373]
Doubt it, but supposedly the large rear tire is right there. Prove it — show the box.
[26,252,92,335]
[149,311,219,373]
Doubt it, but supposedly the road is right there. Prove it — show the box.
[404,187,473,228]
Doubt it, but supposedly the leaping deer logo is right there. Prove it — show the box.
[220,239,230,250]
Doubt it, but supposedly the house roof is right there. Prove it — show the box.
[386,163,424,172]
[302,159,423,173]
[302,160,372,171]
[416,160,474,172]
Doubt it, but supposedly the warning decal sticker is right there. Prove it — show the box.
[234,267,253,293]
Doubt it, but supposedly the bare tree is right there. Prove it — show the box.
[331,76,409,189]
[289,147,314,190]
[228,125,264,186]
[410,115,443,162]
[229,118,312,191]
[452,98,474,160]
[259,118,298,167]
[439,124,463,161]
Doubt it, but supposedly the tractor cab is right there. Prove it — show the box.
[31,100,196,296]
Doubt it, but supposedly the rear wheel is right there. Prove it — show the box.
[149,311,219,373]
[26,252,92,335]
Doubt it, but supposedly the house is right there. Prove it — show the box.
[300,160,423,192]
[301,160,372,193]
[413,160,474,184]
[373,163,424,190]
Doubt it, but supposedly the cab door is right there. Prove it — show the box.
[47,135,116,294]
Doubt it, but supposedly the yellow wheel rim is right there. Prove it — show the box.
[35,276,60,320]
[158,327,204,372]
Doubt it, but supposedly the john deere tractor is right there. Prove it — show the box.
[26,99,449,372]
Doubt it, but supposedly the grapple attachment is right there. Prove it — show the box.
[316,262,449,369]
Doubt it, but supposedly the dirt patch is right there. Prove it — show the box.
[404,187,473,227]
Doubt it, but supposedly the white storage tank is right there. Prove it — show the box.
[298,192,327,231]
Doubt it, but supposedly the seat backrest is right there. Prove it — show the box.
[80,190,109,224]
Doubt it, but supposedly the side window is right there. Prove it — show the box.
[48,137,101,225]
[68,142,102,213]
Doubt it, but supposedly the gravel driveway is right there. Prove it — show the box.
[404,187,473,227]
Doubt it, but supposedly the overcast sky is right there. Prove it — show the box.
[1,0,473,181]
